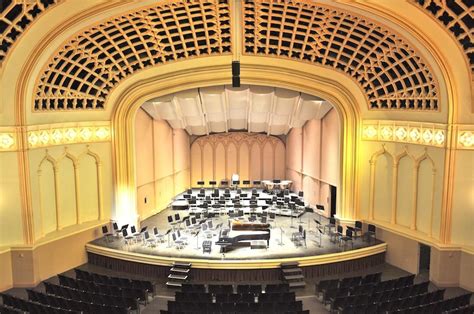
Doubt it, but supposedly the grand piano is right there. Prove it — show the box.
[216,221,271,253]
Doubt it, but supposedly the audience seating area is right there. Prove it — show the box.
[315,273,473,314]
[0,268,156,314]
[1,268,472,313]
[161,283,309,314]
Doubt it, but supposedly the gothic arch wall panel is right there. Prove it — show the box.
[396,156,414,227]
[373,153,393,222]
[190,132,286,186]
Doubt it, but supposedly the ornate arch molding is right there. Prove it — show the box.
[243,0,440,111]
[109,59,360,224]
[30,0,442,113]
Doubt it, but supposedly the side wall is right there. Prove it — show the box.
[135,109,190,220]
[286,109,339,213]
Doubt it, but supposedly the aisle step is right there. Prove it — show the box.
[168,274,188,280]
[284,274,304,281]
[170,267,190,273]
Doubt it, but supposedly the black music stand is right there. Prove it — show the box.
[164,229,172,248]
[197,180,205,188]
[317,228,323,247]
[194,229,201,250]
[209,180,216,188]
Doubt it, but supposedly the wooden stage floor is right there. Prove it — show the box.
[89,206,385,262]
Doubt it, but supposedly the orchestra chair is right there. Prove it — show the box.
[253,180,261,188]
[174,213,182,230]
[268,212,276,228]
[335,225,344,245]
[153,227,165,243]
[298,191,304,198]
[340,229,354,251]
[172,232,185,250]
[202,223,212,239]
[366,224,376,243]
[101,225,114,243]
[129,225,141,243]
[122,229,135,246]
[323,217,337,235]
[243,180,250,187]
[220,180,229,187]
[167,215,174,230]
[143,231,156,247]
[177,229,188,244]
[112,222,121,237]
[354,220,363,239]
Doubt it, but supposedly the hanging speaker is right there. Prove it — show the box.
[232,76,240,87]
[232,61,240,76]
[232,61,240,87]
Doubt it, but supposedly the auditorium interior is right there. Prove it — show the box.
[0,0,473,313]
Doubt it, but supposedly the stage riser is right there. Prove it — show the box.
[87,252,385,282]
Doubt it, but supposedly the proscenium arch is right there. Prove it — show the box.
[110,56,361,225]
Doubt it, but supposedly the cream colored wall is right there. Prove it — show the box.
[10,222,102,288]
[430,248,461,287]
[0,152,24,246]
[376,227,420,274]
[135,109,190,220]
[359,141,444,240]
[460,252,474,291]
[0,249,13,291]
[28,143,112,241]
[190,133,285,186]
[285,110,339,211]
[320,109,339,186]
[450,150,474,249]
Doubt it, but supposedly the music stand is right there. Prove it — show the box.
[279,227,285,246]
[316,204,325,220]
[317,228,323,247]
[209,180,216,188]
[164,229,172,248]
[194,229,201,250]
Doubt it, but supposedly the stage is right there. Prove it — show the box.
[87,188,386,273]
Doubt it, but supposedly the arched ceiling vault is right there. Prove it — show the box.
[25,0,448,114]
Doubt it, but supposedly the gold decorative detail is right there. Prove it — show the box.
[458,130,474,148]
[0,0,63,68]
[362,120,446,147]
[410,0,473,75]
[0,133,15,150]
[243,0,439,110]
[34,0,231,111]
[27,122,111,148]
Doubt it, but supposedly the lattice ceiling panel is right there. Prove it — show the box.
[0,0,63,68]
[34,0,231,111]
[411,0,473,76]
[243,0,440,111]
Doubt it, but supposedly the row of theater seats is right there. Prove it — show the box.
[161,283,308,314]
[0,269,157,314]
[315,273,473,314]
[181,283,290,294]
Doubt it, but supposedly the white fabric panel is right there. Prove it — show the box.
[141,86,333,136]
[274,88,298,115]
